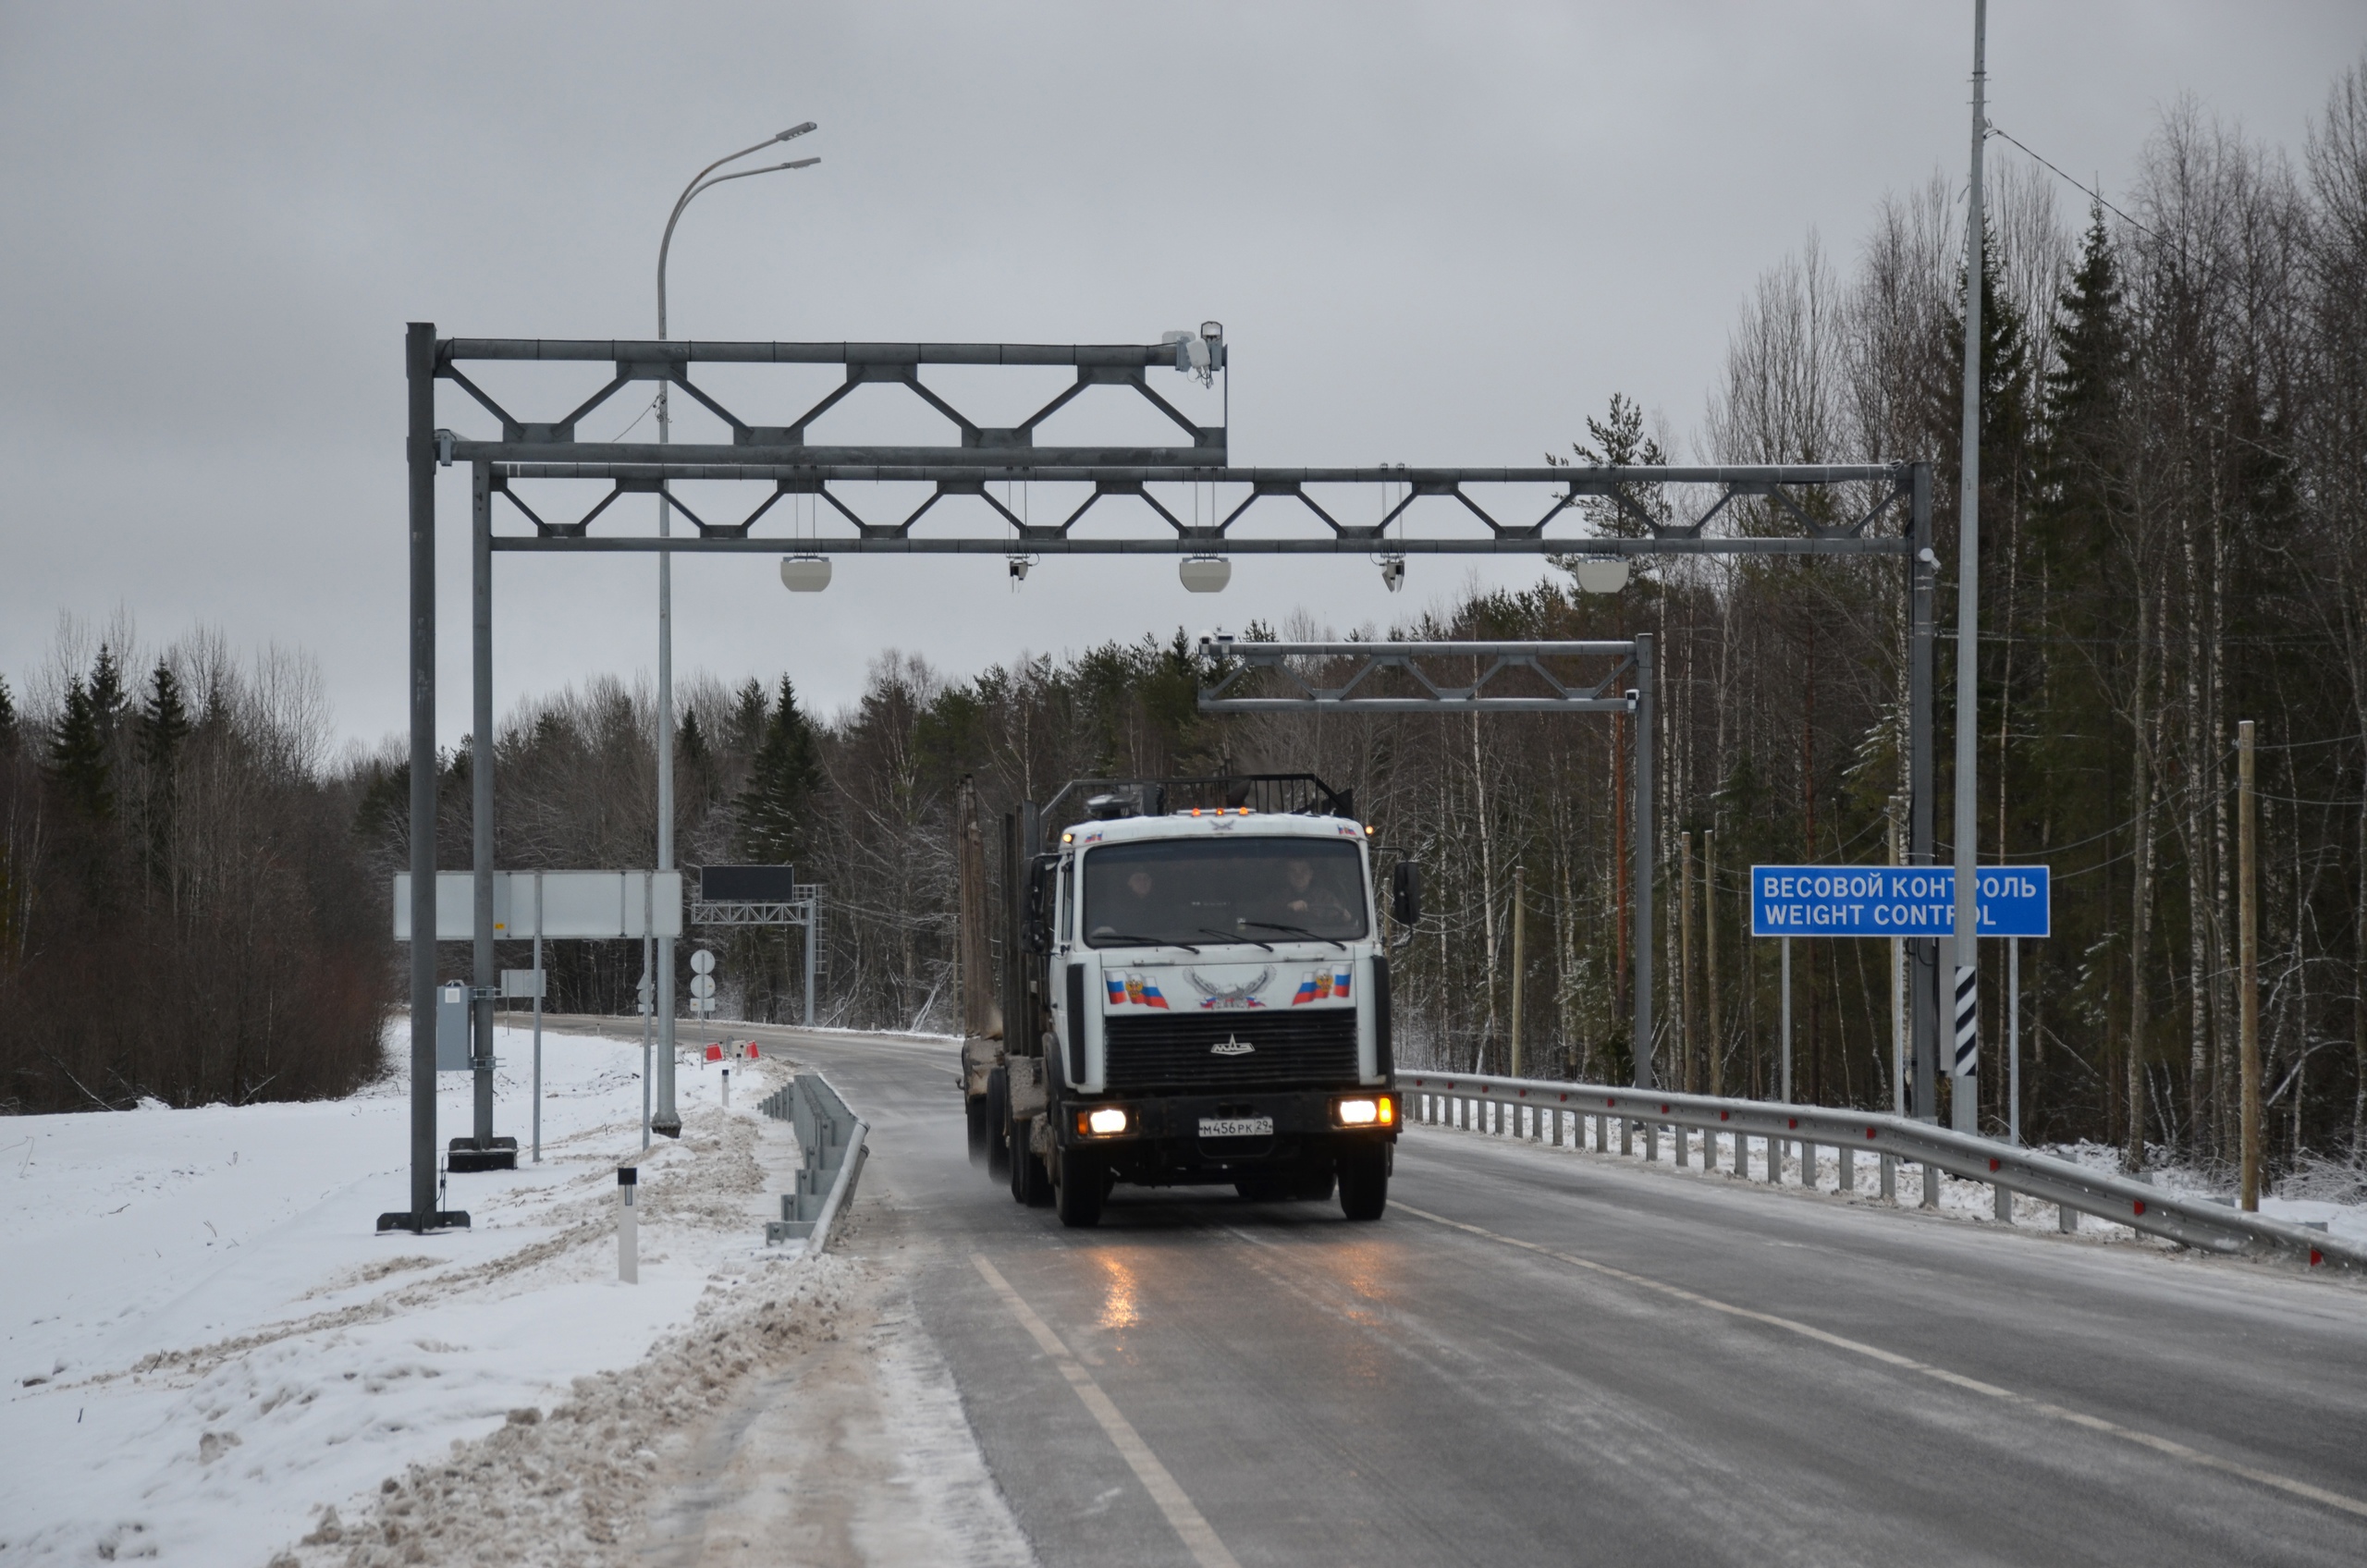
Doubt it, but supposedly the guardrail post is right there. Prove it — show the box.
[1621,1117,1634,1157]
[1802,1139,1818,1191]
[1880,1152,1896,1202]
[1839,1142,1855,1194]
[1646,1121,1660,1161]
[1674,1124,1689,1167]
[1993,1180,2011,1223]
[1921,1162,1942,1208]
[2058,1201,2078,1233]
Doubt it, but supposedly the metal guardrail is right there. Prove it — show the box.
[760,1072,869,1249]
[1399,1070,2364,1273]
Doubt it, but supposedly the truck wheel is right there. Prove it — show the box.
[1011,1119,1053,1207]
[1338,1144,1388,1221]
[1056,1146,1105,1228]
[966,1094,989,1165]
[984,1070,1011,1180]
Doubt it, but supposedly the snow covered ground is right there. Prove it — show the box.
[0,1021,804,1565]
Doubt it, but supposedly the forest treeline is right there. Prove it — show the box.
[0,626,390,1112]
[15,62,2367,1190]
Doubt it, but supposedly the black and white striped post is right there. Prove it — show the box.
[617,1166,639,1284]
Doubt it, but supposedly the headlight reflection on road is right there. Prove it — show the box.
[1096,1253,1143,1331]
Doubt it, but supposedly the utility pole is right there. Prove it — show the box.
[1509,864,1527,1078]
[1613,712,1630,1063]
[1680,831,1697,1094]
[1704,828,1723,1098]
[1951,0,1990,1134]
[2239,719,2262,1209]
[1632,632,1657,1089]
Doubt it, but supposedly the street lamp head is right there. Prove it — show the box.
[777,122,818,141]
[780,157,820,171]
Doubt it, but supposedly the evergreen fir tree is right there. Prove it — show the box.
[728,678,767,757]
[677,706,718,808]
[50,676,112,820]
[138,663,190,877]
[139,663,190,778]
[736,676,823,864]
[2039,204,2128,491]
[0,674,18,754]
[87,644,128,743]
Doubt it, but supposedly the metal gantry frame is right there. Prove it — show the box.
[1198,636,1662,1084]
[687,886,825,1030]
[395,321,1942,1233]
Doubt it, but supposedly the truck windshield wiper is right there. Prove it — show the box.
[1240,920,1347,949]
[1200,925,1272,952]
[1090,929,1199,952]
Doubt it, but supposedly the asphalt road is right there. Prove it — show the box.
[727,1025,2367,1567]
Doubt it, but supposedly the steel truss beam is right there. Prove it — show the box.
[435,336,1228,473]
[469,458,1909,553]
[1200,638,1661,1087]
[1196,637,1637,713]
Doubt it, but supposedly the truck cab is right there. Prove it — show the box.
[975,777,1406,1229]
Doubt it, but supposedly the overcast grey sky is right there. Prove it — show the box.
[4,2,2361,750]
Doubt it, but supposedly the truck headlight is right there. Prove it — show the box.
[1080,1106,1130,1136]
[1335,1096,1392,1127]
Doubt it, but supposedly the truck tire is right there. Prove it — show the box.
[966,1094,989,1166]
[1056,1146,1105,1228]
[1011,1119,1053,1207]
[1338,1144,1388,1221]
[984,1069,1011,1180]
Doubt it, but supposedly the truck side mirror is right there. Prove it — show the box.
[1024,857,1053,953]
[1390,860,1421,927]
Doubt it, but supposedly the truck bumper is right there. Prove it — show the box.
[1057,1085,1397,1187]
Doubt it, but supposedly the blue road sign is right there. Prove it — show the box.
[1751,865,2049,939]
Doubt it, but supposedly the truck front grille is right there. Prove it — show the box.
[1103,1010,1359,1091]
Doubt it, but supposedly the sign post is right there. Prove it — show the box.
[1751,865,2049,1128]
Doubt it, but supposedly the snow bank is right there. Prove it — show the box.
[0,1021,803,1565]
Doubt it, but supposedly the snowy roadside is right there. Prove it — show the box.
[0,1020,803,1565]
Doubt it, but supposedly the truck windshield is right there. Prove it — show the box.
[1083,838,1368,948]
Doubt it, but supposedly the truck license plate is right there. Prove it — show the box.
[1199,1116,1273,1138]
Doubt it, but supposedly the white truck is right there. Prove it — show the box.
[961,776,1417,1229]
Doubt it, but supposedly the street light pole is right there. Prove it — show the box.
[651,123,818,1138]
[1950,0,1988,1135]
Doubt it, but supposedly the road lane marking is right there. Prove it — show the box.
[971,1254,1244,1568]
[1393,1203,2367,1524]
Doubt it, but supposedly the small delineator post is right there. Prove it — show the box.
[721,1066,730,1109]
[618,1166,639,1284]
